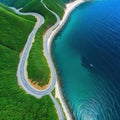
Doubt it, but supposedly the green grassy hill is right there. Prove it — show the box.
[0,3,36,52]
[0,4,58,119]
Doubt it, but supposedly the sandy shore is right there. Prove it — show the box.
[47,0,85,120]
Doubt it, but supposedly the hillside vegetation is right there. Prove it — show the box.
[0,4,58,119]
[0,3,36,52]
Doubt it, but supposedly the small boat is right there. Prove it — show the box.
[90,64,94,68]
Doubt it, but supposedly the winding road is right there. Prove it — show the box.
[10,0,64,120]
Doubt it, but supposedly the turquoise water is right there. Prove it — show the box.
[52,0,120,120]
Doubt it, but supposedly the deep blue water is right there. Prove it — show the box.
[52,0,120,119]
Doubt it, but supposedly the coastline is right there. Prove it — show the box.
[48,0,85,120]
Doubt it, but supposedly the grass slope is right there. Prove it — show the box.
[0,3,36,52]
[21,0,65,86]
[0,4,58,119]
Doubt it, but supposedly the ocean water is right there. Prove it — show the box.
[52,0,120,120]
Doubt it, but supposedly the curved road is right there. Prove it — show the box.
[10,0,64,120]
[11,0,60,98]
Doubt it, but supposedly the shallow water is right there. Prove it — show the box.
[52,0,120,119]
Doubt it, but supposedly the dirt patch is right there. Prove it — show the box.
[28,79,49,90]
